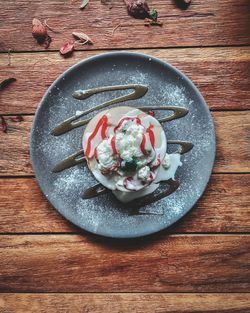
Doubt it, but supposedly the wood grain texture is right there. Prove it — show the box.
[0,235,249,292]
[0,0,249,302]
[0,112,249,175]
[0,47,250,114]
[0,174,249,234]
[0,0,249,52]
[1,293,250,313]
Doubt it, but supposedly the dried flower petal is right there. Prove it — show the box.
[80,0,89,9]
[60,42,75,56]
[32,18,47,43]
[175,0,191,9]
[72,31,93,44]
[10,116,24,122]
[0,116,7,133]
[0,78,16,91]
[124,0,150,19]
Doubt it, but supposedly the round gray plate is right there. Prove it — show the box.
[30,52,215,238]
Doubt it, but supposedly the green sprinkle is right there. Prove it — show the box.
[121,159,137,172]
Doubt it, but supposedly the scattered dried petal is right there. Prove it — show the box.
[124,0,150,19]
[0,116,7,133]
[10,116,24,122]
[72,31,93,44]
[32,18,47,43]
[0,78,16,91]
[175,0,191,9]
[60,42,75,56]
[80,0,89,9]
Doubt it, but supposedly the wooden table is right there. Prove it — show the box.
[0,1,250,312]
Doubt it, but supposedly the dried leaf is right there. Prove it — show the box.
[0,78,16,91]
[80,0,89,9]
[72,31,93,44]
[0,116,7,133]
[149,8,158,21]
[32,18,47,43]
[10,116,24,122]
[60,42,75,56]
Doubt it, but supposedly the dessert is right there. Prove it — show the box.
[52,84,193,206]
[83,106,182,203]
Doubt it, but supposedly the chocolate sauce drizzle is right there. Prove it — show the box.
[51,83,193,208]
[52,149,86,173]
[51,85,189,136]
[51,84,148,136]
[167,140,194,155]
[140,106,188,123]
[80,183,109,199]
[129,179,180,214]
[80,140,192,201]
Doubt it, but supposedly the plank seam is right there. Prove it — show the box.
[1,172,250,179]
[1,108,250,116]
[0,291,250,294]
[0,44,250,54]
[0,233,249,236]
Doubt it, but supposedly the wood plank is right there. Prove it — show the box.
[215,112,250,173]
[0,174,249,233]
[0,0,249,52]
[1,293,250,313]
[0,47,250,113]
[0,112,249,176]
[0,235,249,292]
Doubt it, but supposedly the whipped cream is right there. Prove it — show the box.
[137,166,151,182]
[96,139,118,171]
[162,153,171,169]
[115,123,146,160]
